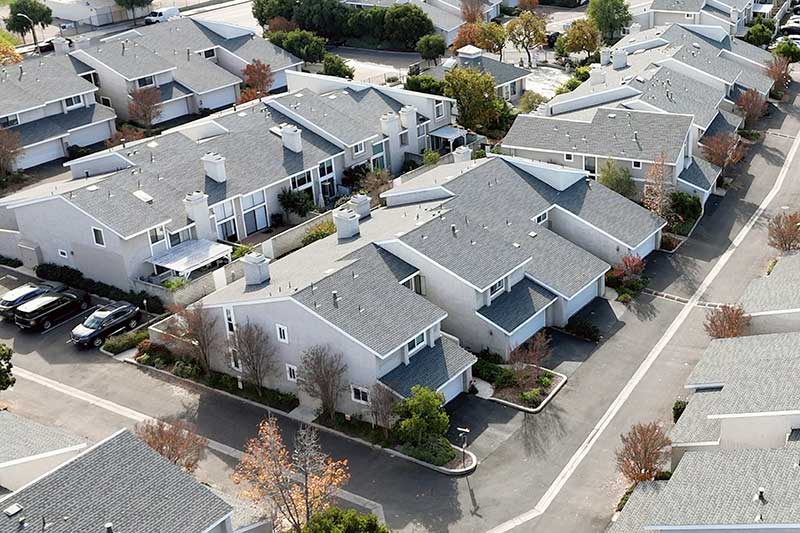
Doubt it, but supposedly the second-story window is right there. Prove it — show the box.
[318,159,334,178]
[632,160,642,169]
[203,48,216,59]
[400,131,409,146]
[406,332,426,354]
[489,279,505,297]
[291,170,313,191]
[536,211,548,224]
[353,142,365,156]
[92,227,105,247]
[0,114,19,127]
[417,123,427,137]
[64,95,83,109]
[276,324,289,344]
[224,308,235,333]
[564,153,574,162]
[435,101,444,119]
[149,226,165,244]
[137,75,155,88]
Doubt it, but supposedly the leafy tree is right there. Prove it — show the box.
[453,22,483,50]
[416,34,446,65]
[702,132,745,176]
[5,0,51,43]
[0,344,15,392]
[774,39,800,63]
[0,128,20,176]
[423,149,440,165]
[300,345,347,423]
[480,22,507,60]
[134,418,207,473]
[128,86,162,133]
[444,67,500,131]
[393,385,449,447]
[598,159,637,199]
[231,321,275,397]
[252,0,295,27]
[322,53,354,79]
[766,56,792,98]
[346,7,386,41]
[587,0,631,41]
[105,125,145,148]
[240,59,274,103]
[112,0,151,25]
[768,211,800,251]
[293,0,350,39]
[279,187,316,217]
[383,4,434,50]
[615,422,671,483]
[563,18,600,55]
[234,418,349,533]
[507,11,547,67]
[303,507,390,533]
[704,305,750,338]
[0,42,22,65]
[744,23,772,47]
[736,89,766,129]
[165,302,220,374]
[518,91,547,113]
[642,153,672,219]
[554,33,568,59]
[269,30,327,63]
[404,74,446,95]
[461,0,484,23]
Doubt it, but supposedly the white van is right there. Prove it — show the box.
[144,7,180,24]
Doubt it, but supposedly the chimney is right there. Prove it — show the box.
[399,105,417,131]
[380,111,401,138]
[105,523,114,533]
[600,48,611,65]
[456,45,482,59]
[280,124,302,153]
[242,252,270,285]
[73,34,91,50]
[347,194,371,219]
[201,152,227,183]
[612,49,628,70]
[332,290,339,308]
[333,207,360,240]
[182,191,214,240]
[452,145,472,162]
[589,66,606,86]
[53,36,70,56]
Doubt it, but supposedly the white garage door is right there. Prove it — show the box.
[440,373,465,404]
[16,139,65,169]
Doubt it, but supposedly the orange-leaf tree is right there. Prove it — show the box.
[703,304,750,339]
[615,421,671,483]
[0,42,22,66]
[768,211,800,251]
[735,89,766,129]
[128,86,163,133]
[702,132,745,176]
[240,59,274,103]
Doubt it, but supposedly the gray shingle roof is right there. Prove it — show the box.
[701,3,731,19]
[669,388,722,444]
[716,0,752,11]
[0,411,84,465]
[63,106,341,236]
[159,81,193,101]
[294,244,446,356]
[608,481,668,533]
[740,253,800,313]
[701,108,742,142]
[169,51,242,94]
[649,0,704,11]
[0,56,98,118]
[504,108,693,164]
[477,277,556,333]
[380,336,476,397]
[10,104,116,147]
[0,430,231,533]
[72,44,176,80]
[426,55,529,87]
[678,157,720,192]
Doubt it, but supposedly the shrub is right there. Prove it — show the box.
[400,435,456,466]
[404,75,446,96]
[232,243,255,260]
[136,353,151,366]
[162,277,187,292]
[394,385,450,448]
[654,470,672,480]
[152,357,171,370]
[616,483,637,512]
[322,53,355,79]
[207,371,239,391]
[301,220,336,246]
[660,233,680,251]
[520,388,542,406]
[35,263,165,313]
[472,358,516,388]
[278,187,316,218]
[738,129,761,141]
[672,399,687,423]
[476,349,504,364]
[136,339,174,362]
[704,304,750,338]
[565,316,600,342]
[574,65,591,81]
[617,293,632,304]
[423,149,440,165]
[0,255,22,268]
[518,91,548,113]
[303,507,392,533]
[767,257,778,275]
[103,329,149,355]
[493,367,517,389]
[66,145,94,160]
[173,359,201,379]
[472,149,486,159]
[537,374,553,388]
[554,76,582,95]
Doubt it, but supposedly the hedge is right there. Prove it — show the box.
[35,263,164,314]
[0,255,22,268]
[103,329,149,354]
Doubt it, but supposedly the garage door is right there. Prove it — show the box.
[440,372,465,404]
[16,140,65,170]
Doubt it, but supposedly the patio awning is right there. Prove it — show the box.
[149,239,232,275]
[430,125,467,141]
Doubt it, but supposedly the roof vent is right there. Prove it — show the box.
[3,503,22,517]
[332,291,339,308]
[528,231,537,238]
[87,185,99,192]
[105,522,114,533]
[754,487,766,503]
[133,190,153,204]
[608,113,616,119]
[450,224,457,236]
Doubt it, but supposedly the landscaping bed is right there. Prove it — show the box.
[315,412,395,448]
[473,350,565,411]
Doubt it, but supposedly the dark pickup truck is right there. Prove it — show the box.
[0,281,66,319]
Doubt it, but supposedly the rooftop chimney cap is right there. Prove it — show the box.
[105,523,114,533]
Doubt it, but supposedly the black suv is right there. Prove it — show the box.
[0,282,66,319]
[71,302,141,348]
[15,289,91,331]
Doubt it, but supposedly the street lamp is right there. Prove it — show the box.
[16,13,39,55]
[457,426,470,468]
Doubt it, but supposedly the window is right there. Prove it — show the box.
[371,154,386,170]
[149,226,165,244]
[92,227,105,247]
[318,159,334,178]
[224,308,235,333]
[434,101,444,119]
[169,228,192,247]
[286,364,297,382]
[564,153,574,162]
[203,48,216,59]
[64,95,83,109]
[351,385,370,404]
[353,142,365,156]
[417,123,427,137]
[276,324,288,344]
[372,141,384,155]
[632,160,642,169]
[489,279,505,297]
[406,332,425,354]
[536,211,548,224]
[58,249,68,258]
[137,76,154,88]
[100,96,112,107]
[0,114,19,127]
[230,348,242,371]
[212,200,235,221]
[685,12,693,18]
[242,190,268,236]
[511,82,518,96]
[291,170,313,190]
[400,131,409,146]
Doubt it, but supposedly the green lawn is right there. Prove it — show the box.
[0,29,21,46]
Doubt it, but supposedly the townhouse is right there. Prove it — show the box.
[0,430,234,533]
[641,0,769,37]
[424,45,530,104]
[0,53,116,170]
[0,72,456,292]
[66,17,302,125]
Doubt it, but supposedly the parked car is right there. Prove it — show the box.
[144,6,180,24]
[0,281,66,319]
[793,6,800,15]
[70,302,140,348]
[781,22,800,35]
[15,289,91,331]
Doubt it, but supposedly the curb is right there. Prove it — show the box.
[486,368,568,414]
[121,357,477,476]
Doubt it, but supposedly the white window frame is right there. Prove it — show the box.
[276,323,288,344]
[400,131,409,146]
[564,153,574,162]
[632,160,642,169]
[434,101,444,119]
[353,142,365,156]
[230,347,242,372]
[318,158,335,179]
[536,211,548,224]
[100,96,112,107]
[685,12,693,18]
[0,114,19,127]
[406,331,426,355]
[351,385,370,405]
[92,227,105,247]
[290,170,313,191]
[202,48,216,59]
[417,122,428,138]
[64,95,83,109]
[137,75,155,88]
[286,364,298,383]
[58,249,69,258]
[149,226,166,245]
[489,279,505,298]
[224,307,235,334]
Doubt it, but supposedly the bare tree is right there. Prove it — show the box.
[615,421,671,483]
[766,56,791,94]
[518,0,539,10]
[233,417,349,532]
[0,128,21,176]
[167,302,220,374]
[232,320,276,397]
[461,0,484,24]
[768,211,800,251]
[363,168,391,206]
[508,331,550,380]
[300,345,348,423]
[369,384,397,438]
[736,89,767,129]
[702,133,746,177]
[128,86,163,133]
[134,418,208,473]
[703,304,750,339]
[642,153,673,219]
